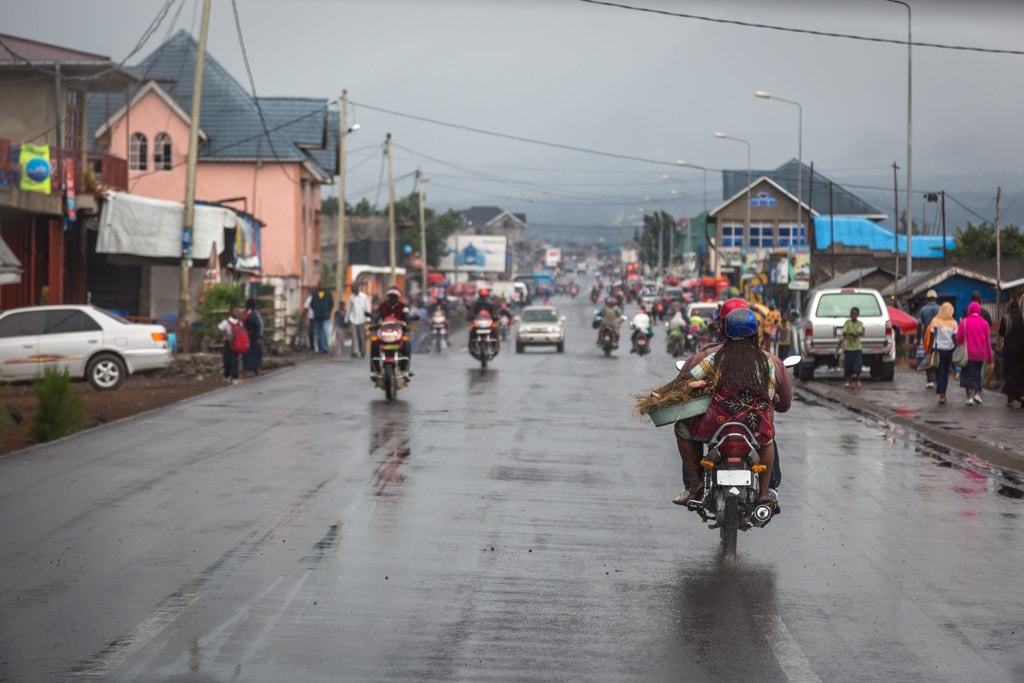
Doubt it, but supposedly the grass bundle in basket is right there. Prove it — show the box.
[631,365,720,419]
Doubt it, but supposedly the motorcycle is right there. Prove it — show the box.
[597,323,620,357]
[497,314,511,341]
[469,311,500,369]
[632,330,651,356]
[590,287,601,303]
[429,309,448,353]
[666,326,686,357]
[657,355,800,558]
[370,317,411,401]
[570,285,579,299]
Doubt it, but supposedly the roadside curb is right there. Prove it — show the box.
[795,380,1024,477]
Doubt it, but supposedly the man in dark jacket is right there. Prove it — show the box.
[917,289,940,388]
[308,282,334,354]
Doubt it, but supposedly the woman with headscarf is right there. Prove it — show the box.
[998,298,1024,407]
[927,302,958,405]
[956,301,993,406]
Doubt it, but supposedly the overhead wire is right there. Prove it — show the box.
[577,0,1024,57]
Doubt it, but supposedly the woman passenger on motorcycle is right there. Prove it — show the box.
[652,305,792,506]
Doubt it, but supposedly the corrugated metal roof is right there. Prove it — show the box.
[86,30,333,178]
[814,216,953,258]
[723,160,886,218]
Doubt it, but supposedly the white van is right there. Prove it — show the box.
[796,288,896,382]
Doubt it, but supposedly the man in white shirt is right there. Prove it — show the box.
[345,283,372,358]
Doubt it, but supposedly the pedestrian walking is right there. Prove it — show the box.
[965,291,994,400]
[307,282,333,355]
[346,282,371,358]
[242,298,264,378]
[333,301,349,357]
[957,301,993,405]
[917,289,940,389]
[841,307,864,388]
[997,298,1024,407]
[302,289,316,352]
[926,302,958,405]
[217,306,245,384]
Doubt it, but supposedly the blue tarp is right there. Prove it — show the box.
[814,216,953,258]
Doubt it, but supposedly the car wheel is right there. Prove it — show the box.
[556,342,564,353]
[87,353,127,391]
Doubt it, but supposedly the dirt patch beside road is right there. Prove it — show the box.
[0,353,304,457]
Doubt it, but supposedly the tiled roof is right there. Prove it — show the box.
[86,30,333,179]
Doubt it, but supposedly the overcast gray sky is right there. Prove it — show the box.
[8,0,1024,233]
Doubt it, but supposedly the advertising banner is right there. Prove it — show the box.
[544,247,561,268]
[438,235,508,273]
[19,142,51,195]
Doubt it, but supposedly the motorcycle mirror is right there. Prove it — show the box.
[782,354,801,368]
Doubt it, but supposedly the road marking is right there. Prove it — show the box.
[755,614,822,683]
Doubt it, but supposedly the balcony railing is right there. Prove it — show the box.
[0,138,128,194]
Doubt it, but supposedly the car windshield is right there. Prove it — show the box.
[815,293,883,318]
[522,309,558,323]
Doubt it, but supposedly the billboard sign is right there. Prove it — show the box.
[438,234,508,273]
[544,247,561,268]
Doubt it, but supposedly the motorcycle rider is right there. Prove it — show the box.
[468,287,498,347]
[370,286,412,376]
[658,298,784,505]
[427,293,451,346]
[651,306,792,507]
[630,305,653,353]
[596,296,624,347]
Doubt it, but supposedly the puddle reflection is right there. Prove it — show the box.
[370,401,410,497]
[467,367,498,396]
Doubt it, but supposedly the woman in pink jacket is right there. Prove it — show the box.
[956,301,993,405]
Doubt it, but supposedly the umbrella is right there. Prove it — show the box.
[887,306,917,336]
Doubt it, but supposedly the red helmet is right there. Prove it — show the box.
[386,286,402,299]
[718,297,749,333]
[479,288,490,298]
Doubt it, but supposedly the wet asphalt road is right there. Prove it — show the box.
[1,290,1022,682]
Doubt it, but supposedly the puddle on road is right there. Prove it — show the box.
[797,390,1024,500]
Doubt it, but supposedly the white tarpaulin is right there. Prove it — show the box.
[98,191,235,258]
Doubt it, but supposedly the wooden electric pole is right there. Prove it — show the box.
[386,133,397,286]
[180,0,212,324]
[335,90,349,311]
[892,161,900,301]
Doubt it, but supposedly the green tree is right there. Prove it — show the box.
[392,191,460,269]
[321,196,339,216]
[949,222,1024,259]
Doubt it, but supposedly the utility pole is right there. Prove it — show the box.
[335,90,349,313]
[995,186,1002,317]
[385,133,397,286]
[940,190,947,266]
[892,161,900,302]
[417,167,430,300]
[180,0,212,323]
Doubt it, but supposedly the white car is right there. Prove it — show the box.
[515,305,565,353]
[0,305,173,390]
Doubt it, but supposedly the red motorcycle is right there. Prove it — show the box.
[370,317,411,400]
[469,311,500,369]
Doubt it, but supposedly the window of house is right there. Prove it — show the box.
[750,191,777,207]
[749,224,775,247]
[129,132,148,171]
[778,224,807,247]
[722,224,744,247]
[153,133,172,171]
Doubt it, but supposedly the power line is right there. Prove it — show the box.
[230,0,299,185]
[577,0,1024,57]
[350,100,681,168]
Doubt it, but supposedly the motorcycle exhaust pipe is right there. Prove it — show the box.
[752,504,774,527]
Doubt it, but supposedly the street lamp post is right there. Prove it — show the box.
[417,169,431,300]
[335,90,360,312]
[714,132,752,247]
[755,90,803,233]
[887,0,913,279]
[678,160,711,276]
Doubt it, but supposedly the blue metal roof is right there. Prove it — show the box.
[814,216,953,258]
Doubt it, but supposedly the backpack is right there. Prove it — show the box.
[229,319,250,353]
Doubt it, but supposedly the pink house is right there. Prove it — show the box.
[90,30,336,323]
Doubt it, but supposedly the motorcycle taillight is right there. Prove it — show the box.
[718,437,751,457]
